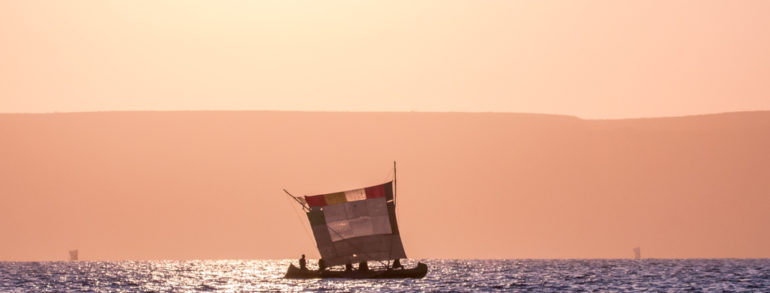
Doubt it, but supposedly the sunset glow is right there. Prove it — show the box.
[2,1,769,117]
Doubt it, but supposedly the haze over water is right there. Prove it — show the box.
[2,111,769,261]
[3,111,768,292]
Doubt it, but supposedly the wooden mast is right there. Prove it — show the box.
[393,160,397,205]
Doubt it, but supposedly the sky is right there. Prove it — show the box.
[2,1,770,118]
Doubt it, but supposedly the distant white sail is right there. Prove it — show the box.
[303,181,406,266]
[69,249,78,261]
[633,247,641,260]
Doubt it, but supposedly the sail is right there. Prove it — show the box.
[304,181,406,266]
[69,249,78,261]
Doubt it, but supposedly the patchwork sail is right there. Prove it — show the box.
[303,181,406,266]
[283,162,427,278]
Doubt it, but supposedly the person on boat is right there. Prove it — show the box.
[299,254,307,271]
[358,261,369,272]
[318,258,326,272]
[392,259,403,269]
[345,261,353,272]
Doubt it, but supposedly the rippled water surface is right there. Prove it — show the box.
[1,259,769,292]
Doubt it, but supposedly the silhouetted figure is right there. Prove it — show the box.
[318,258,326,271]
[392,259,402,269]
[345,261,353,272]
[358,261,368,272]
[299,254,307,271]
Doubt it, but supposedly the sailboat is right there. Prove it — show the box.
[69,249,78,261]
[283,162,428,279]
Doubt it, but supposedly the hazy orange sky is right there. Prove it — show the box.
[2,1,770,118]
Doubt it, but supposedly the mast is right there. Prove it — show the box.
[393,161,397,205]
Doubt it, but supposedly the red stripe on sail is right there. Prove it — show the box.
[365,183,387,199]
[305,194,327,207]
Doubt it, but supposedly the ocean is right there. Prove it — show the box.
[1,259,768,292]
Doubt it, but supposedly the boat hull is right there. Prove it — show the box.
[284,262,428,279]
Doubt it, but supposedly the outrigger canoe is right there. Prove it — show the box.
[282,162,428,279]
[284,262,428,279]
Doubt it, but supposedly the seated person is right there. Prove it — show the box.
[299,254,307,271]
[358,261,369,272]
[318,258,326,271]
[392,259,403,269]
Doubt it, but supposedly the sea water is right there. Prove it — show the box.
[1,259,768,292]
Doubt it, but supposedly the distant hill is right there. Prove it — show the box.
[1,111,768,260]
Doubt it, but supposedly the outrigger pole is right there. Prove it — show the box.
[283,189,309,212]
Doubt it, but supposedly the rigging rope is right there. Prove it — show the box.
[285,194,314,247]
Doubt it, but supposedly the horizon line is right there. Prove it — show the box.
[1,109,769,121]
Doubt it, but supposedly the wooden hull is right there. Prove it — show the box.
[284,262,428,279]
